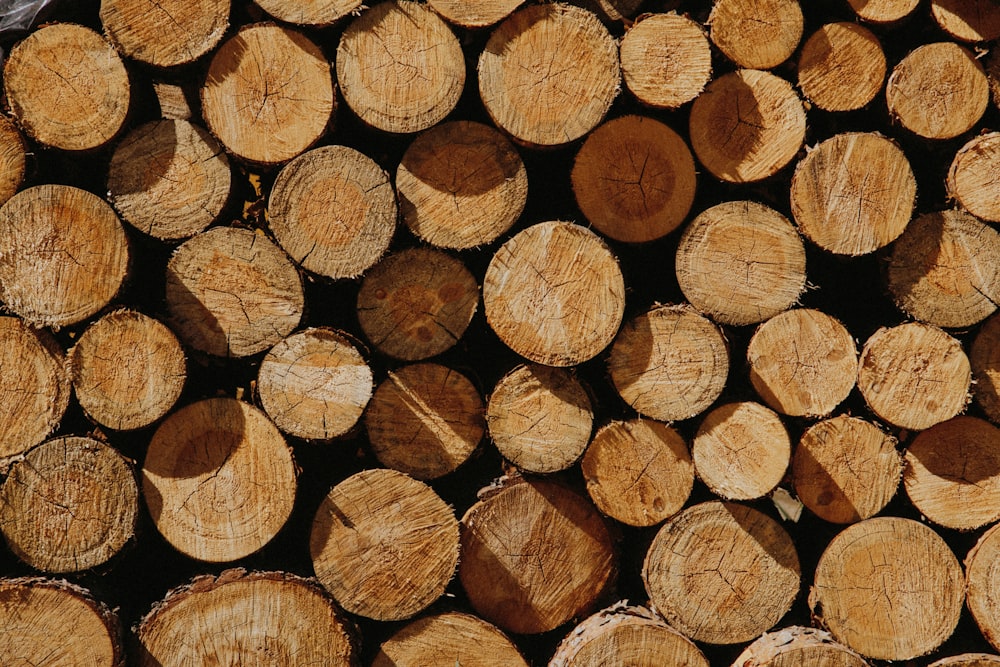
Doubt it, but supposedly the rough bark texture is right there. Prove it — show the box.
[100,0,229,68]
[948,132,1000,223]
[708,0,803,70]
[310,468,459,621]
[797,22,886,112]
[731,626,869,667]
[619,13,711,110]
[371,612,528,667]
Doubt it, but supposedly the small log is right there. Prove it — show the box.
[966,522,1000,653]
[357,247,478,361]
[0,436,138,573]
[581,418,694,527]
[643,500,800,645]
[932,656,1000,667]
[0,185,129,327]
[847,0,919,22]
[310,468,459,621]
[887,209,1000,329]
[809,516,964,660]
[257,327,373,441]
[571,114,697,243]
[478,3,620,147]
[619,13,711,111]
[947,132,1000,223]
[0,115,25,206]
[100,0,228,68]
[487,363,593,474]
[201,23,334,165]
[337,0,465,134]
[68,310,186,431]
[372,612,528,667]
[549,604,709,667]
[397,120,527,250]
[427,0,524,28]
[608,304,729,422]
[107,119,232,241]
[886,42,988,140]
[136,569,357,666]
[790,132,916,256]
[268,144,396,280]
[459,476,616,634]
[793,415,902,524]
[688,69,806,183]
[142,398,297,562]
[573,0,643,23]
[747,308,857,418]
[707,0,804,70]
[0,578,124,666]
[254,0,361,25]
[693,401,791,501]
[857,322,971,431]
[365,363,484,480]
[675,200,806,326]
[904,416,1000,531]
[165,226,304,357]
[797,22,886,112]
[152,81,193,120]
[483,221,625,367]
[0,316,70,465]
[931,0,1000,43]
[731,626,869,667]
[3,23,129,151]
[973,312,1000,423]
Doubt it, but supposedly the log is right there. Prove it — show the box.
[0,184,129,327]
[731,626,869,667]
[886,42,988,140]
[581,418,694,527]
[0,436,138,573]
[618,13,712,111]
[68,310,186,431]
[0,578,124,666]
[904,416,1000,531]
[142,398,297,562]
[396,120,527,250]
[797,22,886,112]
[571,114,697,243]
[792,415,901,524]
[426,0,524,28]
[364,363,484,480]
[675,200,806,326]
[100,0,229,68]
[136,569,357,666]
[931,0,1000,42]
[487,363,593,474]
[608,304,729,422]
[201,23,334,165]
[932,657,1000,667]
[857,322,971,431]
[809,516,964,660]
[256,327,373,441]
[790,132,916,256]
[847,0,919,22]
[3,23,129,151]
[254,0,361,26]
[371,612,528,667]
[107,119,232,241]
[966,522,1000,653]
[549,603,709,667]
[268,144,397,280]
[357,247,478,361]
[478,3,619,147]
[642,500,800,645]
[151,81,193,120]
[692,401,791,501]
[0,316,70,466]
[747,308,857,418]
[573,0,643,23]
[459,476,616,634]
[337,0,465,134]
[973,313,1000,423]
[310,468,459,621]
[707,0,804,70]
[483,221,625,367]
[948,132,1000,223]
[0,115,25,206]
[165,225,304,357]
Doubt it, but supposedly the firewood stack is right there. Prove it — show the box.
[4,0,1000,664]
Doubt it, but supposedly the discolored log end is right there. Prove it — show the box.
[371,612,527,667]
[797,22,886,112]
[948,132,1000,223]
[337,1,464,134]
[708,0,804,70]
[478,3,619,147]
[310,468,459,621]
[619,13,712,110]
[201,23,334,165]
[0,436,138,572]
[0,116,25,207]
[255,0,361,26]
[142,398,297,562]
[100,0,229,68]
[732,626,869,667]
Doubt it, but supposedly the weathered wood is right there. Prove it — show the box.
[100,0,229,68]
[372,612,527,667]
[708,0,803,70]
[619,13,711,110]
[797,22,886,112]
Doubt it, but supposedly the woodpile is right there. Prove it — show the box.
[8,0,1000,665]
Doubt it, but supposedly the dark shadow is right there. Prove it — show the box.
[907,418,1000,486]
[164,262,228,358]
[107,119,178,199]
[791,440,861,524]
[723,501,801,574]
[701,76,767,167]
[400,126,524,198]
[202,30,249,87]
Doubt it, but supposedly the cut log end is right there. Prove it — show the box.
[371,612,528,667]
[0,115,25,207]
[731,626,869,667]
[966,523,1000,654]
[931,0,1000,43]
[798,22,886,112]
[708,0,804,70]
[619,13,712,110]
[973,312,1000,423]
[100,0,228,68]
[427,0,524,28]
[255,0,362,26]
[948,132,1000,223]
[847,0,919,23]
